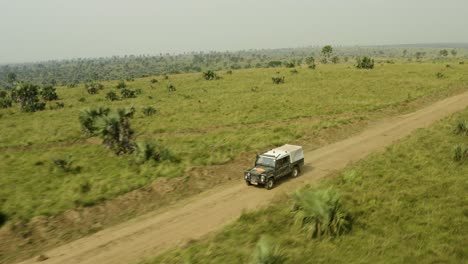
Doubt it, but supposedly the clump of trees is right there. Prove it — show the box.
[203,70,219,80]
[271,76,285,84]
[40,85,59,101]
[0,90,13,108]
[292,187,351,238]
[11,83,46,112]
[305,56,316,69]
[321,45,333,64]
[356,57,375,69]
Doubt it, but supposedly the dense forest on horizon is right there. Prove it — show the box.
[1,44,467,88]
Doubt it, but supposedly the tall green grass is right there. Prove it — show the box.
[146,108,468,264]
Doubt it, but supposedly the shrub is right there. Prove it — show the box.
[290,68,298,74]
[454,120,468,135]
[267,61,283,68]
[40,85,58,101]
[285,62,295,68]
[0,97,12,108]
[226,70,233,75]
[459,61,465,65]
[0,90,7,98]
[12,83,46,112]
[167,83,176,92]
[0,211,7,227]
[106,90,119,101]
[52,155,79,173]
[271,76,285,84]
[85,82,104,94]
[78,107,110,135]
[436,72,444,79]
[94,108,135,155]
[293,187,351,238]
[142,106,157,116]
[136,141,179,164]
[203,70,218,80]
[150,78,158,84]
[116,81,127,89]
[308,63,316,69]
[163,74,169,80]
[120,88,137,99]
[249,235,285,264]
[453,145,468,162]
[331,56,340,64]
[356,57,374,69]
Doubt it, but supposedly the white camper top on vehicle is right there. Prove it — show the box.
[262,144,304,163]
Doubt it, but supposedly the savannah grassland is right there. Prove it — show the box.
[146,103,468,264]
[0,60,467,262]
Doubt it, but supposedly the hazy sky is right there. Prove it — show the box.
[1,0,467,63]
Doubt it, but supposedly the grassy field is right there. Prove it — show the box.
[145,107,468,264]
[1,62,467,224]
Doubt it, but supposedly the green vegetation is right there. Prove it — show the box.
[146,108,468,264]
[356,56,375,69]
[1,63,467,225]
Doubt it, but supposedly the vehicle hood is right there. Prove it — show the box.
[247,166,273,175]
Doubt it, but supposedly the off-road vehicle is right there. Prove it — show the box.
[244,144,304,190]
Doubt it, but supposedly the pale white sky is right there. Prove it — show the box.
[1,0,467,63]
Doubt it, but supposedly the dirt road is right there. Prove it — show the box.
[17,91,468,264]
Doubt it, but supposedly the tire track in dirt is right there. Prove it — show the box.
[16,91,468,264]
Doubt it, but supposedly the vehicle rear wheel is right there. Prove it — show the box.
[292,167,299,178]
[265,178,274,190]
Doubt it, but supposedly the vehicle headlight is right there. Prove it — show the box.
[245,172,251,179]
[260,175,265,182]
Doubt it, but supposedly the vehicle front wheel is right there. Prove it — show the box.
[245,180,251,186]
[292,167,299,178]
[265,178,275,190]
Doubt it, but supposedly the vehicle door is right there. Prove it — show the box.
[276,157,290,178]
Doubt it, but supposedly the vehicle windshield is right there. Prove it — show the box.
[256,156,275,167]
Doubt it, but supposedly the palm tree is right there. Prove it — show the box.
[78,107,110,135]
[293,187,350,238]
[250,235,285,264]
[95,108,135,155]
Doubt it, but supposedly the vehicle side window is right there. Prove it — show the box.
[277,157,288,168]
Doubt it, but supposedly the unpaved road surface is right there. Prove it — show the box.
[17,91,468,264]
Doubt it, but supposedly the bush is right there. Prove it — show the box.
[12,83,46,112]
[116,81,127,89]
[0,211,7,227]
[293,187,351,238]
[85,82,104,94]
[331,56,340,64]
[0,90,8,99]
[271,76,285,84]
[134,141,174,164]
[94,108,136,155]
[0,97,12,108]
[167,83,176,92]
[454,120,468,135]
[356,57,374,69]
[436,72,444,79]
[142,106,157,116]
[290,69,298,74]
[120,88,137,99]
[52,155,79,173]
[226,70,233,75]
[285,62,295,68]
[150,78,158,84]
[308,63,316,69]
[453,145,468,162]
[40,85,58,101]
[250,235,286,264]
[203,70,219,80]
[78,107,110,135]
[106,90,119,101]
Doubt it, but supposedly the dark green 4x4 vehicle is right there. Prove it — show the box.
[244,144,304,190]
